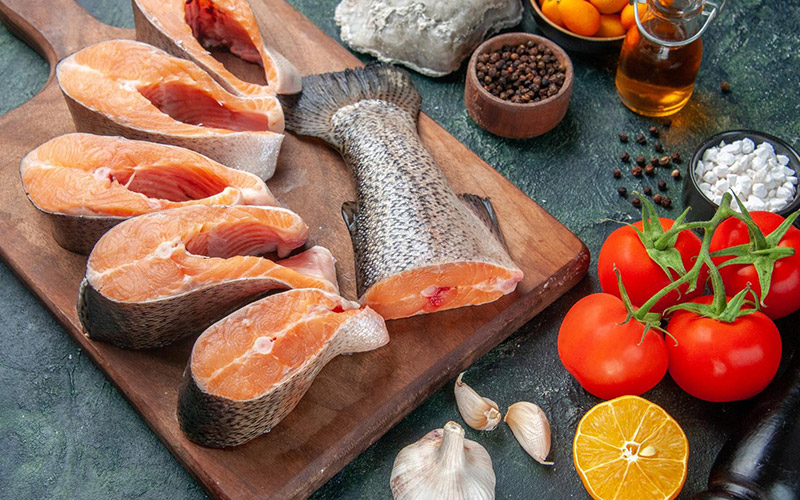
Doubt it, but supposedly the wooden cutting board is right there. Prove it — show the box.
[0,1,589,498]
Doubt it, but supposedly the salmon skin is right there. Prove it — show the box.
[20,133,278,254]
[178,288,388,447]
[133,0,301,97]
[56,40,284,179]
[279,64,524,319]
[78,205,339,349]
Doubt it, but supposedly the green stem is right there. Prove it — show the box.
[633,194,738,321]
[726,194,770,250]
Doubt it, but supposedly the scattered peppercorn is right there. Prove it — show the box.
[477,43,566,103]
[632,166,643,177]
[632,197,642,208]
[645,164,656,176]
[653,193,663,204]
[650,157,659,167]
[636,133,647,145]
[613,168,622,178]
[661,196,672,208]
[671,152,682,163]
[618,186,628,198]
[648,126,660,138]
[619,133,629,143]
[658,180,668,191]
[643,187,653,196]
[635,155,646,166]
[720,81,731,93]
[654,143,664,153]
[620,151,631,163]
[662,119,672,128]
[659,156,671,167]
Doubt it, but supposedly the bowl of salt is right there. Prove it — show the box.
[684,130,800,224]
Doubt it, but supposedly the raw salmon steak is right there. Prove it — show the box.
[178,288,389,447]
[20,133,278,254]
[133,0,301,96]
[280,64,524,320]
[78,205,339,349]
[56,40,284,179]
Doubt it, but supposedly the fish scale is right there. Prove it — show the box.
[334,100,518,293]
[281,64,524,319]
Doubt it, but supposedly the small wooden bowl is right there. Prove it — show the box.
[465,33,573,139]
[529,0,625,54]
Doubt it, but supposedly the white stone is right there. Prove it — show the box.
[769,199,788,211]
[721,143,741,155]
[752,183,768,198]
[737,177,753,194]
[717,152,735,165]
[712,165,729,178]
[776,187,793,199]
[751,156,767,170]
[777,154,790,166]
[695,161,706,178]
[789,176,798,185]
[747,195,767,210]
[703,148,718,162]
[717,179,730,193]
[742,138,755,154]
[703,171,718,183]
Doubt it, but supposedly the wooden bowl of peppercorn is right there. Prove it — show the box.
[465,32,573,139]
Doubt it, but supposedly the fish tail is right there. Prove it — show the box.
[278,63,421,147]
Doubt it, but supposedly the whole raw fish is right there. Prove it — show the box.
[280,64,523,319]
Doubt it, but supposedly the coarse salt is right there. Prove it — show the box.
[694,138,797,212]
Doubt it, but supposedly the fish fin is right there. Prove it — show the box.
[341,200,359,237]
[278,63,421,146]
[459,194,509,250]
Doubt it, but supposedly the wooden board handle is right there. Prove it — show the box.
[0,0,126,65]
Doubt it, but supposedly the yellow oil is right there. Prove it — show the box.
[615,18,703,117]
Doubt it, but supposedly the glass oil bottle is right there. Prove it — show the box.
[615,0,724,117]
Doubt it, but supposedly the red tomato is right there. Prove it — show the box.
[710,211,800,319]
[598,218,707,313]
[558,293,669,400]
[667,296,782,402]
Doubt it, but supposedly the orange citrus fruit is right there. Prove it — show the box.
[558,0,601,36]
[573,395,689,500]
[589,0,628,14]
[620,2,647,30]
[595,14,626,37]
[542,0,565,27]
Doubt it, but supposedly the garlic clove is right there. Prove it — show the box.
[390,421,496,500]
[504,401,554,465]
[454,372,502,431]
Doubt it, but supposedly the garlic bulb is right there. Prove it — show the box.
[454,372,502,431]
[504,401,554,465]
[390,421,496,500]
